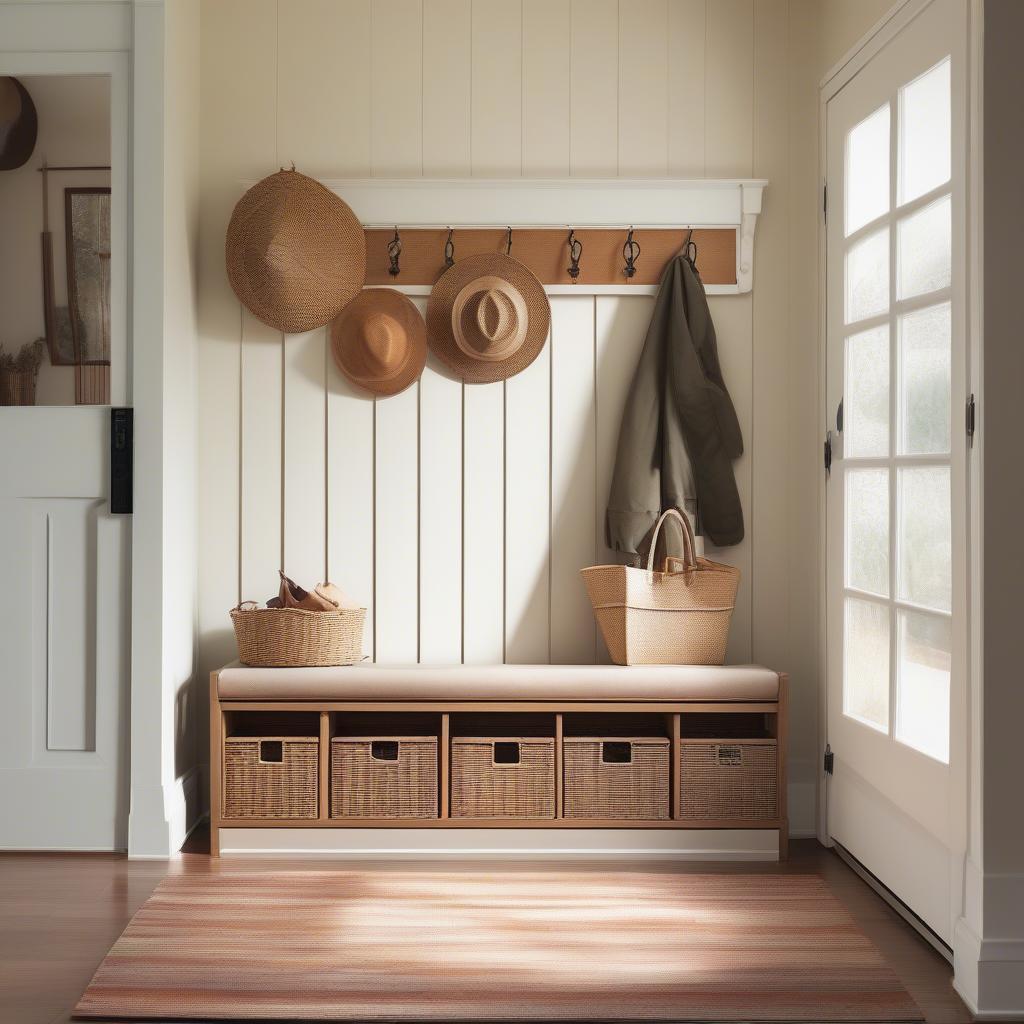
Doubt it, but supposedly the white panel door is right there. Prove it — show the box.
[824,0,965,943]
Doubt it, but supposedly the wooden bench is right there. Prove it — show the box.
[210,663,788,858]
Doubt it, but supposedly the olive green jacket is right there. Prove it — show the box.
[606,253,744,558]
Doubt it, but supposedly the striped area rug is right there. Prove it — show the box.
[75,870,921,1022]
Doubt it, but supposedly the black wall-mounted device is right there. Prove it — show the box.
[110,407,133,514]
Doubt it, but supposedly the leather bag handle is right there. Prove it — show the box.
[644,507,698,574]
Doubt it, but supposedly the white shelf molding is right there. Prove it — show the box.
[311,178,769,296]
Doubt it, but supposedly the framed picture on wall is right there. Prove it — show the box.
[63,186,111,365]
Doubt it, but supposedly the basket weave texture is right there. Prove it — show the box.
[680,739,778,820]
[223,737,318,819]
[0,369,37,406]
[331,737,438,819]
[230,606,365,667]
[563,737,670,820]
[451,737,555,818]
[581,509,739,665]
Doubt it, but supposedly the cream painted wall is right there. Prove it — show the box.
[0,75,110,405]
[195,0,868,836]
[819,0,897,74]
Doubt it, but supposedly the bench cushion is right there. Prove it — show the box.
[216,663,780,702]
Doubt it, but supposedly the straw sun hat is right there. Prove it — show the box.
[226,168,366,334]
[427,252,551,384]
[330,288,426,396]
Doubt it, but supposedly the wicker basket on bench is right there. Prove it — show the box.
[230,605,365,667]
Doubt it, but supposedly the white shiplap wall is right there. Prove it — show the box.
[198,0,822,824]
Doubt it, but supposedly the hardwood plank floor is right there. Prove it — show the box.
[0,832,972,1024]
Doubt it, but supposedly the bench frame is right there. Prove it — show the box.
[209,671,788,858]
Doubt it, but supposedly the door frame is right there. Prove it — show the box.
[816,0,976,943]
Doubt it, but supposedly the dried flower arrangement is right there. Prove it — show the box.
[0,338,47,406]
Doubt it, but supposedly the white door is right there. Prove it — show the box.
[824,0,966,943]
[0,45,131,849]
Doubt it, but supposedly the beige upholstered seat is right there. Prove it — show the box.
[216,663,780,702]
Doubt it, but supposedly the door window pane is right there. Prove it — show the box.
[846,469,889,597]
[844,597,890,731]
[845,326,890,457]
[898,466,951,612]
[899,58,951,204]
[899,303,951,455]
[896,610,951,763]
[898,195,951,299]
[845,228,890,324]
[846,104,890,236]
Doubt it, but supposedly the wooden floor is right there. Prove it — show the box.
[0,832,972,1024]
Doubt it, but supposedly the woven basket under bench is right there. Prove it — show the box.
[680,738,778,820]
[451,736,555,818]
[223,736,319,819]
[564,736,670,819]
[331,736,438,819]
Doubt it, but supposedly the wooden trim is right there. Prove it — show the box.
[777,674,790,860]
[218,700,780,714]
[216,817,785,830]
[318,712,330,822]
[440,713,450,820]
[555,713,564,818]
[208,672,221,857]
[670,713,682,821]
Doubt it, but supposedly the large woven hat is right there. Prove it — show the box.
[330,288,426,396]
[0,77,37,171]
[226,169,366,334]
[427,252,550,383]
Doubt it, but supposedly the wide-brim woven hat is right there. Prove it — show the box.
[226,169,366,334]
[0,77,38,171]
[427,252,550,383]
[330,288,426,396]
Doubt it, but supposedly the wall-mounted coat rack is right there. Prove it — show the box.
[315,178,767,296]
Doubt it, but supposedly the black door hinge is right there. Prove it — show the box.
[823,182,828,221]
[824,744,834,776]
[824,430,833,476]
[966,394,976,447]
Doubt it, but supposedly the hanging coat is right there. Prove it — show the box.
[606,252,744,559]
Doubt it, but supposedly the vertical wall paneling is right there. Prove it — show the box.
[504,333,551,663]
[704,0,754,664]
[462,383,505,663]
[594,295,652,663]
[704,0,755,177]
[282,330,327,586]
[752,0,791,680]
[374,381,420,663]
[239,311,282,602]
[418,354,463,664]
[326,354,376,659]
[569,0,619,176]
[550,296,598,664]
[277,0,372,175]
[370,0,423,175]
[668,0,707,176]
[471,0,523,176]
[618,0,669,175]
[522,0,571,176]
[423,0,472,176]
[197,0,277,676]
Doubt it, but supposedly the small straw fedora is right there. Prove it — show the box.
[427,252,550,384]
[330,288,426,396]
[226,168,366,334]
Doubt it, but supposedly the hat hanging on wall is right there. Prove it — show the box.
[330,288,426,396]
[426,252,551,384]
[0,77,38,171]
[225,168,366,334]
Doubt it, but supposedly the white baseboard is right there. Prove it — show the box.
[128,765,204,859]
[218,827,781,860]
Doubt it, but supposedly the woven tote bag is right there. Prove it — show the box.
[580,508,739,666]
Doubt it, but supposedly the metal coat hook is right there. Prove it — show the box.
[622,227,641,279]
[505,226,512,255]
[567,229,583,281]
[387,226,402,277]
[682,227,698,266]
[443,227,455,269]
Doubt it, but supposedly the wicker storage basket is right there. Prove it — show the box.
[230,605,365,667]
[223,736,319,819]
[680,739,778,820]
[564,736,670,820]
[331,736,438,819]
[581,508,739,665]
[451,737,555,818]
